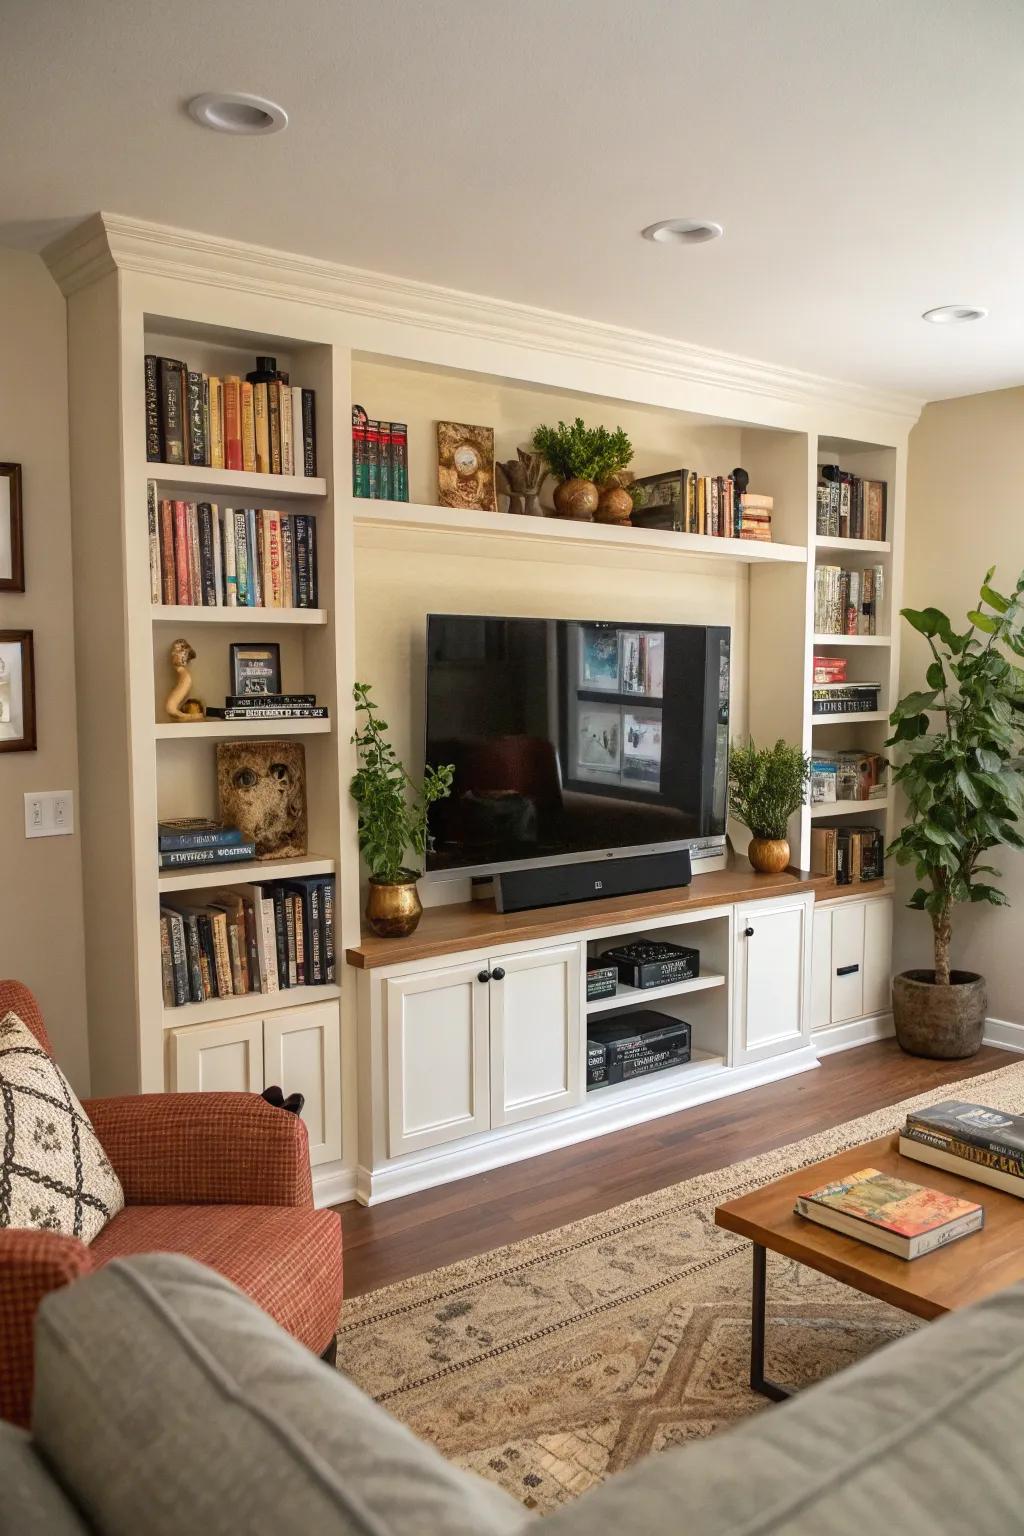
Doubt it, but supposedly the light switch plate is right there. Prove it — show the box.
[24,791,74,838]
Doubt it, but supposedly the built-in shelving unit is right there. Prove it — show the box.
[586,970,726,1014]
[153,718,332,740]
[810,796,892,820]
[585,1048,726,1101]
[152,605,329,627]
[147,462,328,499]
[157,855,337,894]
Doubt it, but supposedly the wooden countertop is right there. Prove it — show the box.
[346,864,834,970]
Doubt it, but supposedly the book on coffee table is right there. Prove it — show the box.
[794,1166,983,1259]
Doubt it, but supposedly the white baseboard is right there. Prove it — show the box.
[982,1016,1024,1054]
[812,1013,894,1057]
[357,1046,820,1205]
[312,1164,357,1208]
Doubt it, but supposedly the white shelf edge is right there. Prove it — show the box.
[158,855,336,893]
[146,463,327,499]
[814,536,891,555]
[811,711,888,725]
[810,797,892,819]
[812,633,891,647]
[354,498,807,566]
[586,971,726,1014]
[152,605,328,626]
[584,1049,726,1105]
[163,982,340,1028]
[154,718,331,740]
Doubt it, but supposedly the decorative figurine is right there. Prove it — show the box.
[495,448,550,517]
[165,638,205,721]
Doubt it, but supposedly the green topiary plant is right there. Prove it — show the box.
[729,738,811,841]
[531,417,633,484]
[886,567,1024,985]
[350,682,454,884]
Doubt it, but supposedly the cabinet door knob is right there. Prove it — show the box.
[744,925,755,938]
[477,970,491,983]
[491,966,506,981]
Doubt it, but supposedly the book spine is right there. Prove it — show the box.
[308,515,318,606]
[294,516,309,606]
[268,510,283,606]
[225,917,244,995]
[186,502,201,605]
[279,381,294,475]
[197,503,216,605]
[209,376,225,469]
[272,888,288,987]
[253,382,271,473]
[241,382,256,473]
[158,829,244,851]
[322,877,335,981]
[159,499,176,604]
[302,389,317,476]
[144,355,163,461]
[268,382,282,474]
[291,387,303,478]
[280,514,294,607]
[186,372,206,466]
[308,883,323,983]
[212,502,223,605]
[260,897,280,992]
[248,508,261,605]
[159,358,186,464]
[173,501,191,604]
[352,405,368,496]
[159,845,255,868]
[147,481,161,603]
[159,915,174,1006]
[221,507,236,607]
[207,706,328,720]
[181,915,204,1003]
[904,1115,1024,1166]
[284,897,297,986]
[162,911,189,1006]
[225,694,316,707]
[378,422,392,501]
[293,896,305,985]
[223,376,243,471]
[390,422,408,501]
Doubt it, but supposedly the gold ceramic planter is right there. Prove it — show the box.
[747,836,790,874]
[366,874,423,938]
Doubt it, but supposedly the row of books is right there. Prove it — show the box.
[816,467,886,540]
[145,354,317,476]
[811,749,887,803]
[629,469,773,541]
[812,683,881,716]
[814,563,885,635]
[147,487,319,608]
[900,1100,1024,1201]
[159,821,255,871]
[205,693,328,722]
[809,824,885,883]
[352,406,409,500]
[160,874,336,1007]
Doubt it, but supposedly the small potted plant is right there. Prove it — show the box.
[886,567,1024,1058]
[350,682,454,937]
[729,737,811,873]
[531,417,632,522]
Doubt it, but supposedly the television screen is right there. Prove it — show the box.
[424,614,730,876]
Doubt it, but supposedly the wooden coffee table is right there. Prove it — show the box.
[715,1131,1024,1401]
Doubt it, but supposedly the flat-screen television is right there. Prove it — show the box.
[424,614,730,879]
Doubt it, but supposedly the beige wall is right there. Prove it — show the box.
[0,248,90,1091]
[900,387,1024,1027]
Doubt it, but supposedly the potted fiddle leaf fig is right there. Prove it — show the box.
[886,567,1024,1057]
[350,682,454,937]
[531,418,632,522]
[728,738,811,873]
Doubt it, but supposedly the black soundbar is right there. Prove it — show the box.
[493,849,693,915]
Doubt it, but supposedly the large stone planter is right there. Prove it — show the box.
[892,969,987,1059]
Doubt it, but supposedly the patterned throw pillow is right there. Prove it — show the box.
[0,1011,124,1242]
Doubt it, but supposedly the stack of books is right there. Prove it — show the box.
[352,405,409,500]
[810,750,887,804]
[737,492,773,542]
[900,1101,1024,1198]
[810,824,885,882]
[205,694,328,722]
[145,354,317,476]
[160,873,336,1007]
[814,564,885,635]
[816,468,886,540]
[813,681,881,716]
[795,1166,982,1258]
[148,486,319,608]
[159,819,255,872]
[629,470,773,541]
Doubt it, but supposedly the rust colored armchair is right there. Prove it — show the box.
[0,981,343,1427]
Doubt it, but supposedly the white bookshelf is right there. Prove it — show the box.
[153,718,332,740]
[147,462,328,499]
[152,605,328,627]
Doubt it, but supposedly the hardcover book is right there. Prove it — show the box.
[795,1166,983,1259]
[905,1101,1024,1161]
[158,818,246,852]
[159,358,186,465]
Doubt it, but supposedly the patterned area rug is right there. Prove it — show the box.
[337,1061,1024,1514]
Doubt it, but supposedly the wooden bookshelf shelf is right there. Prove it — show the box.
[354,498,808,568]
[810,797,892,819]
[812,633,891,647]
[814,535,891,555]
[151,605,328,626]
[146,463,328,499]
[162,982,341,1028]
[153,718,331,740]
[157,855,336,893]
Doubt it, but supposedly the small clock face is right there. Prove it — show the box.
[453,443,481,476]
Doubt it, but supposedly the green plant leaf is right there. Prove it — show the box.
[967,609,1000,633]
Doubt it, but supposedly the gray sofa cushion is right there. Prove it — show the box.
[0,1419,88,1534]
[543,1279,1024,1536]
[32,1253,527,1536]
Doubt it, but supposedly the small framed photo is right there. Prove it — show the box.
[0,630,36,752]
[229,641,281,697]
[0,464,24,592]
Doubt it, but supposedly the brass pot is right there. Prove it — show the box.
[552,478,599,521]
[594,485,634,525]
[892,969,987,1059]
[366,874,423,938]
[747,836,790,874]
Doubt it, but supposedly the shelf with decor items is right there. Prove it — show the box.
[152,606,329,627]
[153,718,332,740]
[810,797,892,820]
[162,981,341,1028]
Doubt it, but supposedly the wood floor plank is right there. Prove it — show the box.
[335,1041,1015,1295]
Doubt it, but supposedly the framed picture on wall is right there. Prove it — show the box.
[0,631,36,752]
[0,464,24,592]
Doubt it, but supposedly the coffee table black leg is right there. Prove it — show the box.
[750,1244,791,1402]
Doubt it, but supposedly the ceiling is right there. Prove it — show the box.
[4,0,1023,402]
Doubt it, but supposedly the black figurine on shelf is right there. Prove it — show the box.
[732,466,750,499]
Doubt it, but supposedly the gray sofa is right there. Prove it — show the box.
[6,1254,1024,1535]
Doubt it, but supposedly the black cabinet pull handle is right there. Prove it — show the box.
[491,966,506,981]
[477,970,491,983]
[744,926,755,937]
[836,963,860,977]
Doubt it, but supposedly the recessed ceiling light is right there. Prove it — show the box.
[641,218,723,246]
[921,304,988,324]
[187,92,288,135]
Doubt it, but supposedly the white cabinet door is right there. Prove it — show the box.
[863,896,894,1017]
[810,905,833,1033]
[734,897,811,1063]
[169,1017,264,1093]
[263,1001,342,1166]
[489,944,582,1127]
[830,902,866,1024]
[385,960,491,1156]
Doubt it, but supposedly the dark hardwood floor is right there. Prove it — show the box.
[335,1041,1015,1296]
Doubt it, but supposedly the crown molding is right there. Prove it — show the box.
[44,212,923,427]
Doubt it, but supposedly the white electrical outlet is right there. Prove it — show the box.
[23,791,74,838]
